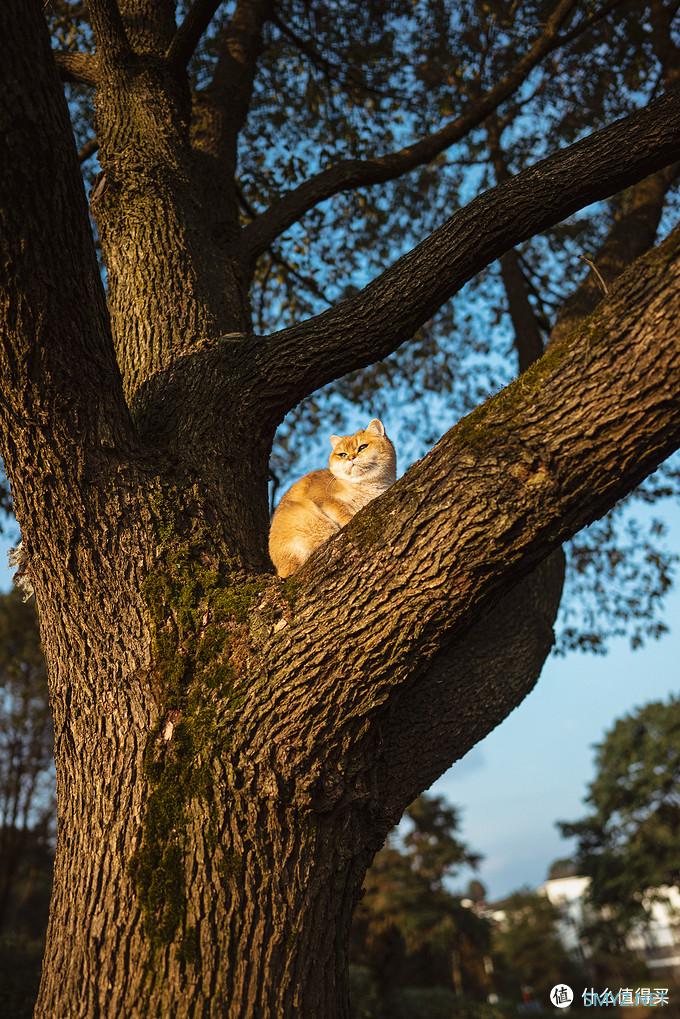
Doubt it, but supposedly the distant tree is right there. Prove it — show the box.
[491,890,584,1004]
[350,794,490,1008]
[466,880,488,905]
[559,697,680,929]
[547,858,578,881]
[0,591,53,932]
[0,591,53,1019]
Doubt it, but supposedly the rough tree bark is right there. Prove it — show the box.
[1,2,679,1017]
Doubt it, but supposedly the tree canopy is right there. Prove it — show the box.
[560,697,680,929]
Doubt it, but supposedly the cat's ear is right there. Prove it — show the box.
[329,434,343,448]
[365,419,385,437]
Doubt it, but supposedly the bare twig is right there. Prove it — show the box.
[580,255,610,295]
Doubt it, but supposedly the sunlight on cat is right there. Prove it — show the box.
[268,419,396,577]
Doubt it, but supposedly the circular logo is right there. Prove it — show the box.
[550,985,574,1008]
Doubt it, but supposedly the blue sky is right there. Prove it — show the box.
[1,491,677,903]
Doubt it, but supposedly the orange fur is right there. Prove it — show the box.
[269,419,396,577]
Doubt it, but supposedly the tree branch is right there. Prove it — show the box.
[166,0,225,70]
[190,0,273,171]
[382,139,680,816]
[487,115,546,372]
[0,0,133,576]
[237,0,604,262]
[254,229,680,805]
[556,0,629,46]
[249,88,680,426]
[78,137,100,163]
[375,128,679,806]
[87,0,131,69]
[53,50,100,87]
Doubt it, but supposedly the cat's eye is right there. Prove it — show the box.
[357,443,368,452]
[336,452,347,458]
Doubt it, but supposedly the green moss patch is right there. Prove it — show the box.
[131,489,266,954]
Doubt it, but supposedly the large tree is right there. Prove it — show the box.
[1,1,679,1016]
[560,697,680,931]
[0,592,53,933]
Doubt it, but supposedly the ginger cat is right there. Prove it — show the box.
[269,419,396,578]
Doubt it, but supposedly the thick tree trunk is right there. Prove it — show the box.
[31,506,563,1019]
[38,698,366,1017]
[92,58,250,402]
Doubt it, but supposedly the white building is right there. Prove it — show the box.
[540,875,680,981]
[540,875,591,961]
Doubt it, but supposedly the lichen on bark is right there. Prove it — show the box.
[131,487,266,951]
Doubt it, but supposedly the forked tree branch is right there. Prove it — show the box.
[237,0,606,263]
[0,0,132,531]
[190,0,274,168]
[556,0,630,45]
[166,0,225,70]
[251,228,680,789]
[87,0,131,69]
[249,88,680,426]
[53,50,100,86]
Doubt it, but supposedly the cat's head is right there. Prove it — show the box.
[328,419,396,485]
